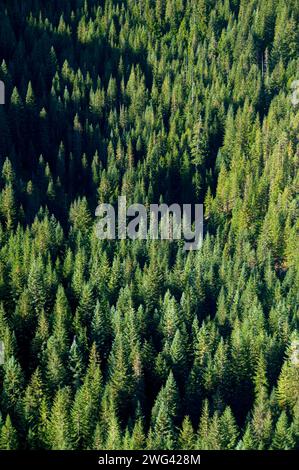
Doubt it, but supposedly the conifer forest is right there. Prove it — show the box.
[0,0,298,452]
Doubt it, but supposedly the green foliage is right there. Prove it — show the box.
[0,0,297,451]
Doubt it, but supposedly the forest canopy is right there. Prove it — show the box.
[0,0,298,451]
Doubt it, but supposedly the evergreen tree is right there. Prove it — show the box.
[0,415,18,450]
[178,416,195,450]
[47,388,72,450]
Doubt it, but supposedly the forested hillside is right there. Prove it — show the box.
[0,0,298,450]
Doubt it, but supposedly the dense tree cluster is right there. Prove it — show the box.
[0,0,298,450]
